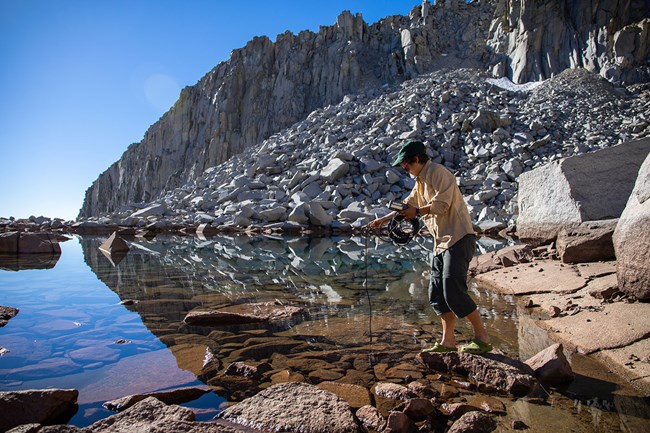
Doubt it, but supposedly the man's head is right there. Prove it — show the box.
[392,140,429,175]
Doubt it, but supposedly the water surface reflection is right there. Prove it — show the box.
[0,234,647,431]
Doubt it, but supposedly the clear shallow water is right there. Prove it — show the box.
[0,234,648,431]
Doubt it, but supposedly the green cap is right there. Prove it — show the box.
[391,140,426,166]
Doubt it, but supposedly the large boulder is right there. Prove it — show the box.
[613,152,650,300]
[517,138,650,244]
[0,389,78,432]
[0,232,62,255]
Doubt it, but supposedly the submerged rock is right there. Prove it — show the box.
[183,303,303,326]
[103,386,210,412]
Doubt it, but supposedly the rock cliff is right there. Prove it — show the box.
[79,0,650,218]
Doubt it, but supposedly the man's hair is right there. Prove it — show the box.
[405,153,429,164]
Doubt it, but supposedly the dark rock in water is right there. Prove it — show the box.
[218,382,361,433]
[0,231,62,255]
[183,302,303,326]
[0,305,19,327]
[98,231,130,266]
[416,351,537,397]
[524,343,575,386]
[0,388,78,432]
[448,411,497,433]
[103,386,210,412]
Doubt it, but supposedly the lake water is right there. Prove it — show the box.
[0,234,648,431]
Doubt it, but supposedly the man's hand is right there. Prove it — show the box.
[401,205,418,220]
[368,211,396,228]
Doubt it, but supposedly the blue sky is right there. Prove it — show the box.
[0,0,420,221]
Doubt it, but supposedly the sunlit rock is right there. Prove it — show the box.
[524,343,575,386]
[217,382,361,433]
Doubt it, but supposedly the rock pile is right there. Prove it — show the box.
[79,0,650,218]
[75,68,650,234]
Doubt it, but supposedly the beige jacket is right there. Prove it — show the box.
[405,161,475,255]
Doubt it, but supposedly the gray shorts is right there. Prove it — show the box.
[428,234,477,318]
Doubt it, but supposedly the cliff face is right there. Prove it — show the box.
[79,0,650,218]
[487,0,650,83]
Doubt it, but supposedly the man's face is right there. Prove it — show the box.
[401,157,422,176]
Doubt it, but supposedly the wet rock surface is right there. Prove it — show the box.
[417,351,537,397]
[475,257,650,395]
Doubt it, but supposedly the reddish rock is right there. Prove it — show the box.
[401,397,435,421]
[448,411,497,433]
[417,351,536,397]
[440,402,477,419]
[385,411,417,433]
[469,244,533,276]
[356,405,386,432]
[524,343,575,385]
[556,219,617,263]
[468,395,507,414]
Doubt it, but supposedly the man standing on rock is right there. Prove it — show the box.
[368,140,492,354]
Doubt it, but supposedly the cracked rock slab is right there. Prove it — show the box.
[474,260,595,295]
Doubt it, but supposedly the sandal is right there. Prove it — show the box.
[422,342,457,353]
[459,339,493,354]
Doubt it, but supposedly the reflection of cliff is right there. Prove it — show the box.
[79,234,434,335]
